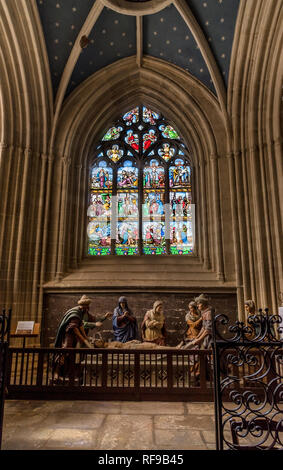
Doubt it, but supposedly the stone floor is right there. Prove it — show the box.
[2,400,216,450]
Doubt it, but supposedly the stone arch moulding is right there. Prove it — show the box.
[42,57,235,301]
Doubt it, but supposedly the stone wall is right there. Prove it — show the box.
[42,291,237,347]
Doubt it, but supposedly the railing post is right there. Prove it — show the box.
[134,351,140,398]
[68,350,76,386]
[199,351,206,390]
[36,350,44,387]
[167,352,173,389]
[102,351,108,389]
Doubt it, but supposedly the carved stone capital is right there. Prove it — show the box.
[0,142,9,151]
[226,152,234,160]
[41,153,48,162]
[210,153,219,162]
[24,148,33,158]
[61,156,71,167]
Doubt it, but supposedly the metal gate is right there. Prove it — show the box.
[212,309,283,450]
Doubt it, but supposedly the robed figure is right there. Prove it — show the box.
[112,296,138,343]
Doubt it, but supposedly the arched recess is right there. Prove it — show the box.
[42,56,236,307]
[0,0,53,327]
[227,0,283,316]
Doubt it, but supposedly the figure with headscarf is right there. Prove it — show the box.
[177,301,202,348]
[141,300,166,346]
[112,296,138,343]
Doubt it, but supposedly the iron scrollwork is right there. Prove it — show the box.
[212,309,283,450]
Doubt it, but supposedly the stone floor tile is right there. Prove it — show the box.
[154,415,214,431]
[43,429,97,450]
[2,427,54,450]
[185,403,215,415]
[154,429,206,450]
[71,401,121,414]
[43,412,105,429]
[201,430,216,444]
[98,414,153,450]
[121,401,185,415]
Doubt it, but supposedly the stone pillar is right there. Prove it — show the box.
[55,155,71,281]
[210,153,224,282]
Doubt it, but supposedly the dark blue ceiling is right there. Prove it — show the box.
[143,4,214,92]
[36,0,240,100]
[67,9,136,97]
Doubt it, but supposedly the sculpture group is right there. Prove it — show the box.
[54,293,213,352]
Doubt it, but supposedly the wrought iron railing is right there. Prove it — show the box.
[212,309,283,450]
[6,347,214,401]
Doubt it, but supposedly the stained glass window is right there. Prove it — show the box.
[87,105,194,256]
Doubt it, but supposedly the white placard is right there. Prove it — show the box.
[15,321,35,334]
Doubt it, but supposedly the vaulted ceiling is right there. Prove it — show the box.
[36,0,240,100]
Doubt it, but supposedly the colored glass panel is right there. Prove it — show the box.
[116,221,139,256]
[91,162,113,190]
[143,221,166,255]
[125,130,139,152]
[143,129,157,152]
[169,159,191,188]
[170,192,192,218]
[117,192,139,218]
[117,161,138,189]
[143,191,165,217]
[143,106,160,125]
[87,221,111,256]
[88,192,112,218]
[143,159,165,188]
[107,145,124,163]
[170,221,194,255]
[159,124,180,139]
[102,126,123,141]
[123,107,139,126]
[158,143,175,162]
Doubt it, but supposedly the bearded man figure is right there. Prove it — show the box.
[53,295,111,382]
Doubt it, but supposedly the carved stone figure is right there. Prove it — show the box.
[112,296,138,343]
[177,301,202,349]
[188,294,213,350]
[141,300,166,346]
[52,295,111,381]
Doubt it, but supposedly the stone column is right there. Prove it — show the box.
[55,155,71,281]
[210,153,224,282]
[72,164,83,269]
[31,153,48,320]
[199,160,210,270]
